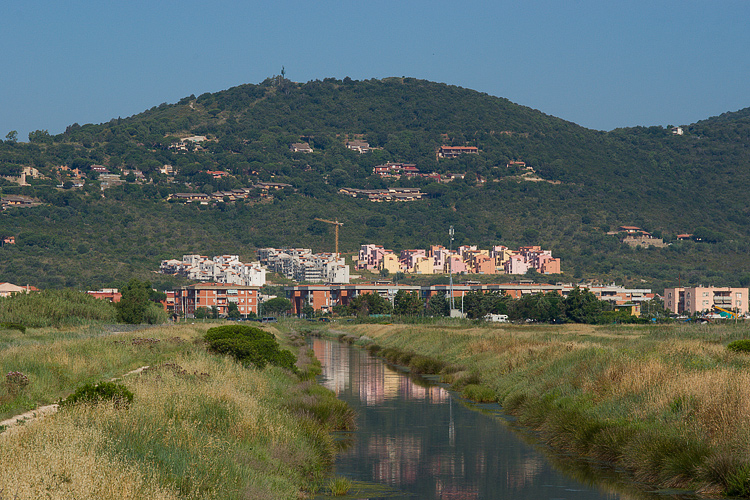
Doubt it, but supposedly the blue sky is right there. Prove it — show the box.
[2,1,749,141]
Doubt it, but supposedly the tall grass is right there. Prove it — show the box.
[335,321,750,496]
[0,324,193,419]
[0,289,116,327]
[1,323,347,498]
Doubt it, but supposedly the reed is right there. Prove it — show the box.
[0,323,345,498]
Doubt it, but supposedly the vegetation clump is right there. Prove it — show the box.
[0,289,116,327]
[5,370,30,394]
[204,324,297,371]
[61,381,134,408]
[727,339,750,353]
[0,322,25,333]
[328,477,353,496]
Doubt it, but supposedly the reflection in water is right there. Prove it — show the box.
[313,339,696,500]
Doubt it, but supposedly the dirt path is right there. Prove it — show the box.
[0,365,150,437]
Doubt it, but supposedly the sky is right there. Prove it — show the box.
[2,1,750,141]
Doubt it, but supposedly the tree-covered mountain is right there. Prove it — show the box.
[1,76,749,291]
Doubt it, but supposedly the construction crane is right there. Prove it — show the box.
[314,218,343,256]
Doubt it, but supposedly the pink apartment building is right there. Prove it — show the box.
[663,286,748,315]
[357,244,387,271]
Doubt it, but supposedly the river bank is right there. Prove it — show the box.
[0,322,350,499]
[326,320,750,498]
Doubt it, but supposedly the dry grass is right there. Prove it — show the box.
[1,322,339,499]
[0,404,179,500]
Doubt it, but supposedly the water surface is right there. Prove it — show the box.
[312,338,697,500]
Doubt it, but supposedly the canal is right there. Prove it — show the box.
[311,338,697,500]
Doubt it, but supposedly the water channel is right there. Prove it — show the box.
[311,338,698,500]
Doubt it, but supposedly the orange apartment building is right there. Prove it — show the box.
[287,284,422,314]
[174,283,259,317]
[288,283,567,313]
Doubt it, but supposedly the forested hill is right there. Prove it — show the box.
[1,76,750,291]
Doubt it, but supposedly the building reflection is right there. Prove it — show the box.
[312,339,621,500]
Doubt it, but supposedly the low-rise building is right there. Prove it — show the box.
[87,288,122,303]
[290,142,313,153]
[438,146,479,158]
[0,282,38,298]
[346,140,371,153]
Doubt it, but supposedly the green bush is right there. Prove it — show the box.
[462,384,497,403]
[409,355,445,374]
[61,381,134,408]
[727,339,750,353]
[204,324,297,371]
[0,322,26,333]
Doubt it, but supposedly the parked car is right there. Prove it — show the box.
[261,317,278,323]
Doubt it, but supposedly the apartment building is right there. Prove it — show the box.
[663,286,748,315]
[258,248,350,284]
[160,255,266,286]
[173,283,259,317]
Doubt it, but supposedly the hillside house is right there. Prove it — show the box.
[290,142,313,153]
[346,140,371,153]
[438,146,479,158]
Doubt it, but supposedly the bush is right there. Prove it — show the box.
[462,384,496,403]
[727,339,750,353]
[0,322,26,333]
[204,324,297,371]
[61,381,134,408]
[409,355,445,374]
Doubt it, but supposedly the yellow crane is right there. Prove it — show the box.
[314,218,344,256]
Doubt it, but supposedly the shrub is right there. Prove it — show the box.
[409,355,445,374]
[0,322,26,333]
[462,384,497,403]
[204,325,297,371]
[727,339,750,353]
[61,381,134,408]
[328,477,353,496]
[5,371,30,394]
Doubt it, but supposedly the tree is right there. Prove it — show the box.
[5,130,17,144]
[116,279,151,324]
[394,290,424,316]
[227,302,241,319]
[28,129,52,144]
[426,291,449,317]
[564,287,603,323]
[379,268,389,278]
[262,297,292,315]
[348,292,392,317]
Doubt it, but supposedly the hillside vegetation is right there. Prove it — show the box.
[1,77,750,290]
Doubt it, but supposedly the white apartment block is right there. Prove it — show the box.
[257,248,350,284]
[159,254,266,286]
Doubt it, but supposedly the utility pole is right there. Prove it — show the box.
[314,218,344,257]
[449,225,455,311]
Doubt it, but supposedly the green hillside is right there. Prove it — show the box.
[1,76,749,291]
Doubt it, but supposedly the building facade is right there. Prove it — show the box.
[663,286,748,316]
[173,283,260,317]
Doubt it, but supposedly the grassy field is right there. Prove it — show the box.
[329,320,750,497]
[0,321,352,499]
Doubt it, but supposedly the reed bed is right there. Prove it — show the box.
[337,321,750,496]
[1,322,349,499]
